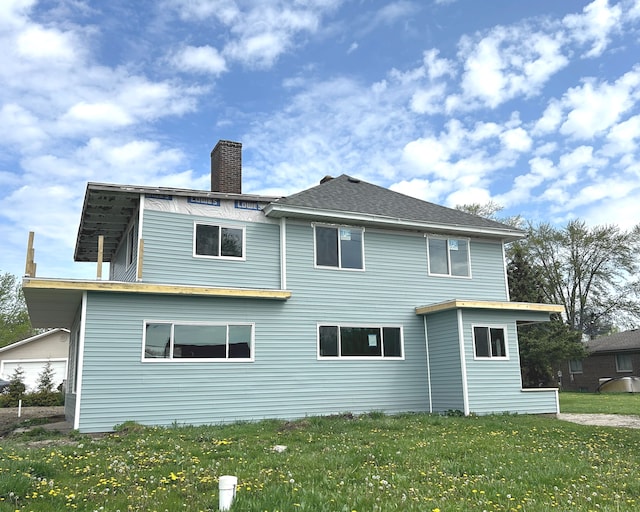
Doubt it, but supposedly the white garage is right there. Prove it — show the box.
[0,329,69,392]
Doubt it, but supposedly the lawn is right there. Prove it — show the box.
[560,391,640,414]
[1,408,639,511]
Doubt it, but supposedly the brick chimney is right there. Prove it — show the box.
[211,140,242,194]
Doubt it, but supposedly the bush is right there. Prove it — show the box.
[21,390,64,407]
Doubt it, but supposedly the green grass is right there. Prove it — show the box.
[560,391,640,414]
[1,412,640,511]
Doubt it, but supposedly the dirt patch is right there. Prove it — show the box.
[0,406,65,437]
[557,413,640,429]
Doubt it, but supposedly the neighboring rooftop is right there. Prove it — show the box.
[587,329,640,353]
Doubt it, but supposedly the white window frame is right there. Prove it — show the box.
[615,353,633,373]
[142,321,255,362]
[193,222,246,261]
[316,323,404,360]
[313,224,365,271]
[569,359,583,374]
[472,324,509,360]
[426,236,471,278]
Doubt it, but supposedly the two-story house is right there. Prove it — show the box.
[23,140,562,433]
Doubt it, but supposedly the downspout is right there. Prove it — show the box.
[280,217,287,290]
[457,309,470,416]
[423,315,433,413]
[74,291,88,431]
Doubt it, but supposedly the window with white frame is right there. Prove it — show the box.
[143,322,253,361]
[194,223,244,259]
[473,326,507,358]
[616,354,633,372]
[427,237,470,277]
[318,325,402,358]
[569,359,583,374]
[315,225,364,269]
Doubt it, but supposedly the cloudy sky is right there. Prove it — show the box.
[1,0,640,279]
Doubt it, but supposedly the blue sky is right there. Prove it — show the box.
[2,0,640,279]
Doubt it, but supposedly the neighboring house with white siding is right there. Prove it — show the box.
[0,329,69,391]
[23,140,562,433]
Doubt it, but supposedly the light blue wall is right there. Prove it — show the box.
[110,217,139,282]
[76,218,549,431]
[461,309,557,414]
[424,310,465,412]
[140,209,281,289]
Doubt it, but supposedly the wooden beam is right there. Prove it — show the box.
[415,299,564,316]
[136,239,144,281]
[24,231,35,277]
[22,278,292,300]
[97,235,104,280]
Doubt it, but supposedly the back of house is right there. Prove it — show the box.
[23,140,562,432]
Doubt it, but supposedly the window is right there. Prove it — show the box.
[143,322,253,361]
[428,237,470,277]
[473,326,507,359]
[318,325,403,358]
[315,225,364,269]
[569,359,583,374]
[126,224,136,268]
[194,223,244,259]
[616,354,633,372]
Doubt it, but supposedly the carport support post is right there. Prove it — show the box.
[97,235,104,280]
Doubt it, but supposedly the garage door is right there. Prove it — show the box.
[1,360,67,392]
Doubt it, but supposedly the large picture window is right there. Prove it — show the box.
[315,225,364,269]
[569,359,583,374]
[318,325,403,359]
[194,223,244,259]
[428,237,470,277]
[473,326,507,359]
[143,322,253,361]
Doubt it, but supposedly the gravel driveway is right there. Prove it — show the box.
[557,413,640,429]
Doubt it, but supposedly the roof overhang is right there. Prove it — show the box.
[75,182,281,262]
[23,277,291,329]
[263,204,525,241]
[415,299,564,316]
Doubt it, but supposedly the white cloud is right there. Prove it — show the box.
[563,0,622,58]
[410,83,446,114]
[16,25,79,62]
[169,45,227,75]
[63,102,133,128]
[533,100,563,135]
[500,127,532,152]
[603,114,640,155]
[0,103,48,149]
[423,48,455,80]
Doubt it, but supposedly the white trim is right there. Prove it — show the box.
[471,324,509,360]
[141,320,255,362]
[457,309,470,416]
[192,221,247,261]
[502,243,510,300]
[280,217,287,290]
[263,203,525,241]
[426,235,472,279]
[316,323,404,360]
[74,292,88,431]
[312,223,366,271]
[423,315,433,413]
[137,194,145,281]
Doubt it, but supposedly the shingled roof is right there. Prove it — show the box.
[263,174,523,240]
[587,329,640,353]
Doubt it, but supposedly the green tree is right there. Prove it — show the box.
[0,271,36,347]
[36,361,56,393]
[524,220,640,335]
[2,366,26,407]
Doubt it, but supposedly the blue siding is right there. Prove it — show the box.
[461,309,557,414]
[140,209,281,289]
[425,310,465,412]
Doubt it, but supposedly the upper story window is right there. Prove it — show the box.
[318,325,403,359]
[194,223,245,260]
[315,225,364,270]
[616,354,633,372]
[143,322,253,361]
[473,326,507,359]
[427,237,470,277]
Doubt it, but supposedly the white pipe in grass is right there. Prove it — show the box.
[219,475,237,511]
[18,399,22,418]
